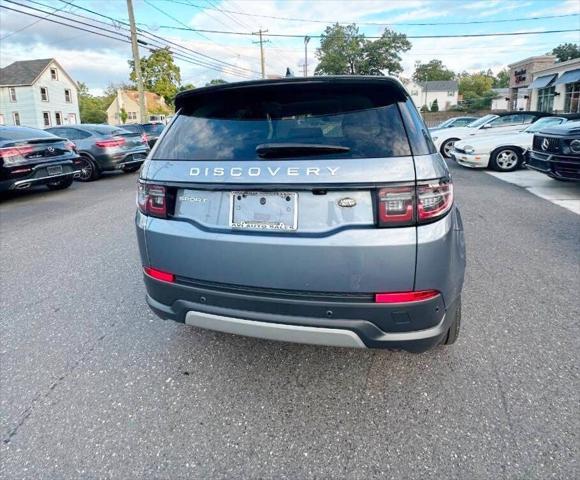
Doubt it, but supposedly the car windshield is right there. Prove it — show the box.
[467,114,497,128]
[155,89,412,160]
[524,117,565,133]
[0,127,57,142]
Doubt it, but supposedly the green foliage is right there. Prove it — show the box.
[493,69,510,88]
[413,60,455,82]
[315,23,411,75]
[119,108,128,124]
[129,48,181,104]
[77,81,108,124]
[551,43,580,62]
[430,98,439,112]
[459,72,495,111]
[205,79,227,86]
[420,104,430,112]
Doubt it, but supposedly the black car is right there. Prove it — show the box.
[0,126,79,192]
[527,121,580,181]
[115,122,165,148]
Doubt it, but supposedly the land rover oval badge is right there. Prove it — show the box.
[338,197,357,208]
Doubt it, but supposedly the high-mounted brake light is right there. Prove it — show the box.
[95,137,126,148]
[375,290,439,303]
[137,182,168,218]
[144,266,175,283]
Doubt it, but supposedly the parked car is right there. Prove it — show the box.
[45,124,149,181]
[0,126,79,192]
[526,121,580,181]
[429,116,478,131]
[135,77,466,353]
[115,122,166,148]
[451,114,580,172]
[431,111,555,159]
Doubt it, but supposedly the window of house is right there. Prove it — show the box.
[40,87,49,101]
[55,112,63,125]
[43,112,51,127]
[447,91,455,97]
[13,112,21,126]
[50,68,58,80]
[9,88,17,102]
[536,86,555,113]
[564,82,580,113]
[64,89,72,103]
[68,113,77,124]
[128,112,137,120]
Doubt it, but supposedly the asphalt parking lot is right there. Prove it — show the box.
[1,163,579,479]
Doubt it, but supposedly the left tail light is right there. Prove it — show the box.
[141,133,149,145]
[138,183,167,218]
[377,178,453,227]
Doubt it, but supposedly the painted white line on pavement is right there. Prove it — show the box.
[487,169,580,215]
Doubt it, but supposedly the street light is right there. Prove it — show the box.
[304,36,311,77]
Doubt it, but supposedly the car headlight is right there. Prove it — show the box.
[570,139,580,154]
[463,145,475,154]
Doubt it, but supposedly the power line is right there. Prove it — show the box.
[149,0,580,27]
[0,0,73,41]
[0,3,254,79]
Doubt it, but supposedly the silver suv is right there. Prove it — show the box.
[136,77,466,352]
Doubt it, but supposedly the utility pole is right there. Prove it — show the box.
[304,36,311,77]
[127,0,146,123]
[253,29,269,78]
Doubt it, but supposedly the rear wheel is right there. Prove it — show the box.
[123,164,141,173]
[46,176,73,190]
[440,138,459,159]
[442,296,461,345]
[77,155,100,182]
[490,148,521,172]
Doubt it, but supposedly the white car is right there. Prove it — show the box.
[431,112,554,159]
[452,116,579,172]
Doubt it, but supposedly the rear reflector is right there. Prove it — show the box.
[144,267,175,283]
[375,290,439,303]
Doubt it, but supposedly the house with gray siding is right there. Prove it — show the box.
[0,58,80,129]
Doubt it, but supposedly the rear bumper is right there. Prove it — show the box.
[143,273,456,352]
[1,160,78,191]
[96,148,149,171]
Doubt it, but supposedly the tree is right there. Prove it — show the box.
[77,81,108,124]
[129,47,181,104]
[430,98,439,112]
[205,79,227,86]
[119,108,128,124]
[459,72,495,110]
[413,60,455,82]
[551,43,580,62]
[315,23,411,76]
[493,69,510,88]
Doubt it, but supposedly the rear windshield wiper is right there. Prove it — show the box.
[256,143,350,159]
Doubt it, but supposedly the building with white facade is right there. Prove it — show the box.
[405,80,459,112]
[0,58,80,129]
[528,58,580,114]
[491,88,510,111]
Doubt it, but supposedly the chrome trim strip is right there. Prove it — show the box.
[185,311,367,348]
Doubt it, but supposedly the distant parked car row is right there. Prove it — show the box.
[430,113,580,181]
[0,122,165,193]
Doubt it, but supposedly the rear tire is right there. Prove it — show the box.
[123,164,141,173]
[490,148,522,172]
[440,138,459,159]
[442,296,461,345]
[77,155,100,182]
[46,176,73,190]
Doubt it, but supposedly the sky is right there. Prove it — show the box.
[0,0,579,95]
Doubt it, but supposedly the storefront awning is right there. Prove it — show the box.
[529,74,557,89]
[555,69,580,85]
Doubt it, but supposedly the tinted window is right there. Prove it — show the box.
[84,125,128,136]
[489,114,525,127]
[155,89,411,160]
[468,114,497,128]
[143,123,165,134]
[0,127,56,142]
[454,118,475,126]
[399,99,435,156]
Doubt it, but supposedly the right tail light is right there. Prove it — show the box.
[377,178,453,227]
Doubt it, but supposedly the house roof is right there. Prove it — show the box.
[418,80,458,92]
[124,90,168,112]
[0,58,54,86]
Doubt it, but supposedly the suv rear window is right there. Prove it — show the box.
[143,123,165,134]
[154,87,412,160]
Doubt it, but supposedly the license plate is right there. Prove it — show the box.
[230,191,298,231]
[47,165,63,176]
